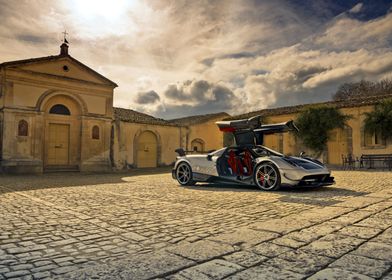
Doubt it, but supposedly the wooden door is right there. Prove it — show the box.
[137,131,157,168]
[327,128,348,165]
[47,124,70,165]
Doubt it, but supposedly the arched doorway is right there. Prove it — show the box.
[42,94,83,170]
[136,131,158,168]
[191,138,205,152]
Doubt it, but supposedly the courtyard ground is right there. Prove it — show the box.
[1,169,392,279]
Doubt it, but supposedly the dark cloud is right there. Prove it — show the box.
[16,34,50,44]
[294,67,329,82]
[159,80,240,118]
[201,52,256,67]
[135,90,160,104]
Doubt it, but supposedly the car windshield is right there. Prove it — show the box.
[252,145,284,157]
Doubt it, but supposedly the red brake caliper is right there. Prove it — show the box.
[259,172,264,184]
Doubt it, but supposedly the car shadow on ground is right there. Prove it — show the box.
[183,182,369,198]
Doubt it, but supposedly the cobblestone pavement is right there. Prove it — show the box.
[1,169,392,279]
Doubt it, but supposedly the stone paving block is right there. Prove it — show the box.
[330,210,373,225]
[33,271,51,279]
[52,265,79,275]
[6,245,46,254]
[329,253,390,278]
[369,227,392,245]
[354,216,392,229]
[8,275,33,280]
[361,200,392,212]
[251,216,313,234]
[271,236,307,248]
[225,265,306,280]
[337,225,383,240]
[4,270,31,278]
[334,197,385,209]
[0,266,10,274]
[121,232,148,241]
[49,238,78,247]
[352,242,392,261]
[167,259,243,280]
[166,240,236,261]
[58,251,195,280]
[31,264,59,273]
[300,233,364,258]
[299,206,353,223]
[287,221,345,243]
[223,251,268,268]
[275,250,334,275]
[77,234,102,241]
[307,268,374,280]
[251,242,293,257]
[207,228,279,248]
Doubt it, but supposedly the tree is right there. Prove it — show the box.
[295,106,350,154]
[333,79,392,101]
[364,99,392,141]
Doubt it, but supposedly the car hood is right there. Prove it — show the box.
[283,156,325,170]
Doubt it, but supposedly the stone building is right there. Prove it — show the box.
[0,43,229,173]
[0,43,117,173]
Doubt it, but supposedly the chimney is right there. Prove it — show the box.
[60,43,69,55]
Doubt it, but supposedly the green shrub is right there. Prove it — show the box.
[295,106,350,153]
[364,99,392,140]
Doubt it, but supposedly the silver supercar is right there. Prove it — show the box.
[172,116,335,191]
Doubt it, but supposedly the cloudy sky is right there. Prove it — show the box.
[1,0,391,118]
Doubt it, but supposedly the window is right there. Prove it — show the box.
[49,104,70,115]
[364,128,385,146]
[18,120,28,136]
[92,125,100,140]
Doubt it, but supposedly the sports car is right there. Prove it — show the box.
[172,116,335,191]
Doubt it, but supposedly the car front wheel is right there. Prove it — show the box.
[175,162,195,186]
[254,162,281,191]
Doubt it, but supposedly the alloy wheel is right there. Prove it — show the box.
[255,163,279,190]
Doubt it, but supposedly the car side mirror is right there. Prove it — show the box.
[207,154,213,161]
[300,151,306,158]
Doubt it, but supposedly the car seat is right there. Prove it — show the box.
[242,150,253,175]
[227,150,237,175]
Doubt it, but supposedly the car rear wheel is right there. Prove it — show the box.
[254,162,281,191]
[176,162,195,186]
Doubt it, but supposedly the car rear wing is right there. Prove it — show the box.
[254,120,299,134]
[216,116,261,132]
[216,116,298,134]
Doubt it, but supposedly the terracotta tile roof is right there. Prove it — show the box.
[226,94,392,120]
[169,112,230,125]
[114,107,180,126]
[0,54,118,87]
